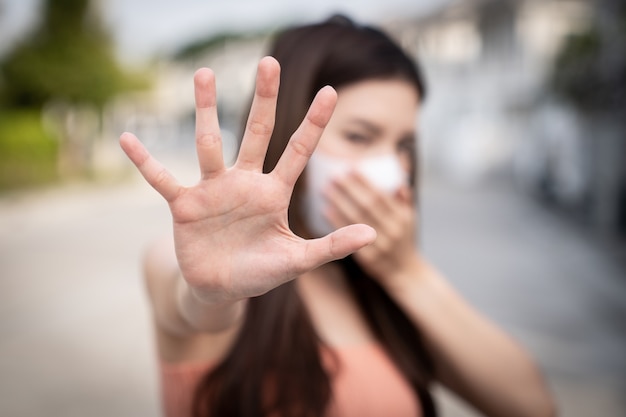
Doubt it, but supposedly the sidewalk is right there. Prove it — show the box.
[0,153,624,416]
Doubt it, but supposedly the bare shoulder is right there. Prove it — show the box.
[142,236,239,364]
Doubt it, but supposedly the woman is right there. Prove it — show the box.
[120,16,555,417]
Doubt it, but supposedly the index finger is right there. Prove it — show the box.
[272,86,337,187]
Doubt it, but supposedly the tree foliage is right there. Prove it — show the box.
[0,0,147,109]
[551,0,626,112]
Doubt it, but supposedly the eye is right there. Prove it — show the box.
[397,137,415,153]
[344,131,373,144]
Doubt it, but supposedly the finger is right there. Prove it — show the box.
[298,224,376,271]
[119,132,181,202]
[272,86,337,186]
[325,181,371,227]
[347,172,399,211]
[330,173,394,225]
[236,57,280,171]
[326,202,393,257]
[194,68,225,178]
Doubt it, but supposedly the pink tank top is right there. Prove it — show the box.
[160,343,421,417]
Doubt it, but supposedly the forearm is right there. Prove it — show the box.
[382,257,555,417]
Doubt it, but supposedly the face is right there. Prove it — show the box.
[315,79,420,175]
[301,79,421,238]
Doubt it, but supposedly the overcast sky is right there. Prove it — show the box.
[0,0,448,63]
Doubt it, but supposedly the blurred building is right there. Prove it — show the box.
[102,34,268,168]
[390,0,591,183]
[387,0,625,240]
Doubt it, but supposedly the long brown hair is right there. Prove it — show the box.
[193,15,436,417]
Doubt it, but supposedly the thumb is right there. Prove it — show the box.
[299,224,376,272]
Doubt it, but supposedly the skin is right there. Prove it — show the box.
[120,56,556,417]
[313,79,420,281]
[296,79,420,347]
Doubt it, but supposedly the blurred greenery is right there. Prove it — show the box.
[0,0,147,109]
[550,0,626,237]
[0,0,149,190]
[173,30,270,61]
[551,1,626,113]
[0,110,58,190]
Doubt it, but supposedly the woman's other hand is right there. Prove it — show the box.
[325,171,419,284]
[119,57,376,305]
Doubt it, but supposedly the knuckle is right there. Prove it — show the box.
[196,132,221,147]
[247,119,274,137]
[289,139,313,159]
[153,167,170,188]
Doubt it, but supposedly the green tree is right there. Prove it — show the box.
[551,0,626,113]
[0,0,146,109]
[550,0,626,238]
[0,0,149,189]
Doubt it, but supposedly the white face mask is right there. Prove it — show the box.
[303,151,407,237]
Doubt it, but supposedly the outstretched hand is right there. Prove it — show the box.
[120,57,375,304]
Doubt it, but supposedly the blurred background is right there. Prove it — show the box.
[0,0,624,416]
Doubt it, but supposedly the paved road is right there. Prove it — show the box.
[1,151,624,416]
[420,179,626,417]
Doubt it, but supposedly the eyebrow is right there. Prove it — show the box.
[348,118,417,140]
[346,118,383,135]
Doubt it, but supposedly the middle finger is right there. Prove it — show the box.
[194,68,225,179]
[236,56,280,171]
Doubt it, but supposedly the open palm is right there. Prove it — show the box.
[120,57,375,303]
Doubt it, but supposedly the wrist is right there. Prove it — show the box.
[379,254,448,306]
[380,252,426,291]
[176,277,248,333]
[379,256,453,328]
